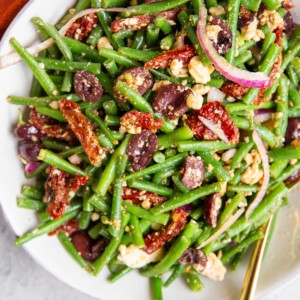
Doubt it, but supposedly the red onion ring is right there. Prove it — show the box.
[25,161,40,175]
[253,108,274,123]
[245,130,270,219]
[0,7,131,69]
[196,6,270,89]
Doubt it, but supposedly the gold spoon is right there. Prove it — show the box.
[240,214,274,300]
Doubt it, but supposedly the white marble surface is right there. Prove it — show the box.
[1,206,300,300]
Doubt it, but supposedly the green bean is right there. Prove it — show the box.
[270,160,289,179]
[36,107,65,122]
[289,25,300,49]
[219,193,246,225]
[129,215,145,247]
[100,48,139,67]
[35,57,101,75]
[154,15,172,34]
[172,172,190,193]
[86,25,103,47]
[231,245,249,270]
[281,42,300,72]
[272,161,300,185]
[206,0,217,7]
[241,0,261,11]
[195,226,213,247]
[231,140,254,170]
[103,59,119,77]
[38,149,86,176]
[227,183,288,238]
[152,168,175,185]
[123,202,170,225]
[289,85,300,108]
[25,162,48,179]
[63,36,105,63]
[160,33,175,51]
[228,184,258,193]
[237,40,256,56]
[269,147,300,160]
[149,68,181,85]
[88,222,103,239]
[177,141,236,152]
[92,213,130,275]
[225,101,275,113]
[86,108,118,145]
[102,0,128,8]
[151,182,221,215]
[131,30,145,50]
[141,220,198,277]
[178,11,210,66]
[94,134,131,195]
[21,185,43,200]
[164,264,188,287]
[198,152,231,182]
[183,269,204,292]
[123,0,190,16]
[286,65,298,88]
[222,230,264,264]
[153,152,166,164]
[15,209,80,247]
[242,44,281,104]
[262,0,281,9]
[190,207,204,220]
[289,108,300,118]
[10,38,58,96]
[261,32,276,57]
[128,178,173,197]
[233,50,252,67]
[109,266,133,282]
[122,153,187,181]
[17,197,45,211]
[146,24,160,47]
[274,76,289,143]
[150,276,163,300]
[118,47,159,63]
[225,0,241,64]
[78,211,91,230]
[58,231,93,271]
[158,126,194,150]
[105,115,120,127]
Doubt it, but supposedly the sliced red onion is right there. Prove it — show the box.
[245,130,270,219]
[25,161,40,175]
[198,116,230,143]
[253,109,274,124]
[196,6,270,89]
[207,87,225,103]
[198,207,245,248]
[0,7,130,69]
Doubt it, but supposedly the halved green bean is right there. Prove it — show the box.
[10,38,58,96]
[151,182,221,215]
[122,153,187,181]
[95,134,131,195]
[183,269,204,292]
[123,202,170,225]
[15,209,80,247]
[129,215,145,247]
[128,178,173,197]
[35,57,101,74]
[17,197,45,211]
[177,141,236,152]
[150,276,163,300]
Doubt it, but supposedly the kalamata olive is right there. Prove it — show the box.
[70,230,93,261]
[179,248,207,270]
[285,118,300,145]
[285,169,300,185]
[204,193,222,228]
[74,70,103,102]
[14,124,42,141]
[126,129,158,171]
[153,84,191,120]
[91,238,109,261]
[238,5,254,28]
[180,156,205,189]
[283,11,298,36]
[114,67,153,103]
[19,142,42,162]
[210,16,232,54]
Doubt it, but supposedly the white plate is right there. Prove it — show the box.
[0,1,300,299]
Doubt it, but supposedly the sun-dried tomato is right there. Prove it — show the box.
[120,111,163,134]
[186,101,240,144]
[65,13,98,41]
[111,8,183,33]
[29,108,75,142]
[220,81,249,99]
[144,45,195,69]
[142,208,188,254]
[122,187,166,209]
[48,219,79,236]
[45,166,88,219]
[58,100,105,166]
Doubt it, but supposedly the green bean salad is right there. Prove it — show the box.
[2,0,300,297]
